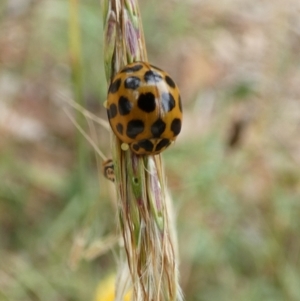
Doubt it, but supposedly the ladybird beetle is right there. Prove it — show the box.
[106,61,182,155]
[102,159,115,182]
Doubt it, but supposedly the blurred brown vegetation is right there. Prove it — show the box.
[1,0,300,300]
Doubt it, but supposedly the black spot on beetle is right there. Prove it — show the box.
[126,120,145,139]
[137,93,156,113]
[116,123,123,135]
[124,76,141,90]
[165,75,176,88]
[170,118,182,136]
[151,118,166,137]
[144,70,163,84]
[161,92,175,112]
[118,96,132,115]
[121,64,143,73]
[132,144,140,152]
[137,139,154,152]
[155,139,170,152]
[109,78,121,93]
[108,103,117,119]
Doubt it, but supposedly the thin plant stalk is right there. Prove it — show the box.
[102,0,182,300]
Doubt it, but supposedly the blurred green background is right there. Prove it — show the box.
[1,0,300,300]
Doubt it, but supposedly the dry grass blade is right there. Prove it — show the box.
[102,0,182,300]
